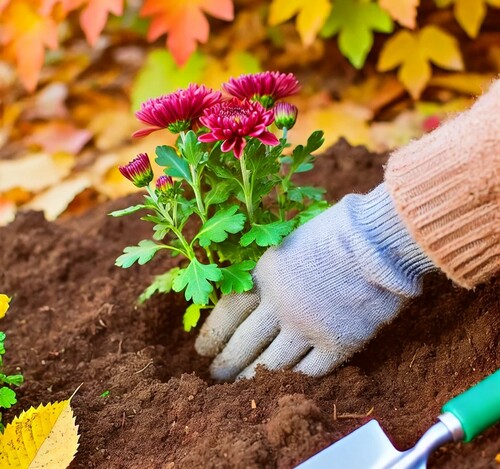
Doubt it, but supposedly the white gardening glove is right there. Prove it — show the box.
[195,183,436,381]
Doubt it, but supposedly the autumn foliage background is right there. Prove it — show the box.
[0,0,499,226]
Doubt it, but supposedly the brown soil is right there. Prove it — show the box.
[1,140,499,468]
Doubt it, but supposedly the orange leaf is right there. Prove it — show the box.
[0,0,59,91]
[379,0,419,29]
[79,0,124,45]
[140,0,234,66]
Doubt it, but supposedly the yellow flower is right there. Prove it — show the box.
[0,294,11,319]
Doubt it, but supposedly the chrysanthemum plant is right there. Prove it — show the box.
[112,72,327,330]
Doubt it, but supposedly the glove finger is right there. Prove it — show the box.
[293,348,346,377]
[195,292,260,357]
[236,329,311,380]
[209,301,279,382]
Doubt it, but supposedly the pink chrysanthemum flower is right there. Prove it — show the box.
[119,153,154,188]
[273,102,298,130]
[133,84,222,137]
[198,99,279,159]
[155,175,174,196]
[223,72,301,109]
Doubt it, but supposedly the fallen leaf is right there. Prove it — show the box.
[201,51,261,90]
[0,153,74,192]
[268,0,332,46]
[25,174,92,220]
[379,0,419,29]
[0,399,79,468]
[321,0,393,69]
[288,100,374,151]
[377,25,464,98]
[428,72,495,95]
[0,293,10,318]
[340,75,405,113]
[23,82,69,120]
[140,0,234,66]
[435,0,500,38]
[28,122,92,154]
[87,110,137,151]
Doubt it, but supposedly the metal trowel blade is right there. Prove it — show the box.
[295,419,405,469]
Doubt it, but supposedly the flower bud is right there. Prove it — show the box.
[119,153,154,188]
[155,175,174,196]
[273,102,298,130]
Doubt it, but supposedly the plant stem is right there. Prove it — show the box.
[239,153,254,224]
[209,290,219,305]
[190,165,206,223]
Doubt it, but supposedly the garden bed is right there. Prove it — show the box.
[1,140,498,468]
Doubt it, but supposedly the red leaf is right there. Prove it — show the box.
[141,0,234,66]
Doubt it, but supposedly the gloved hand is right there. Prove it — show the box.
[195,183,437,381]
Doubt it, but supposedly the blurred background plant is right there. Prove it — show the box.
[1,0,499,226]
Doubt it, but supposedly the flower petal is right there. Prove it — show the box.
[257,131,279,146]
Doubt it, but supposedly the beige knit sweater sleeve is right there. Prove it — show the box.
[385,79,500,289]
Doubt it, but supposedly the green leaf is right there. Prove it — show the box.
[220,261,256,295]
[131,49,205,112]
[156,146,192,183]
[108,205,145,217]
[297,200,330,225]
[137,268,180,304]
[0,374,23,387]
[196,206,246,248]
[153,223,171,241]
[0,387,16,409]
[289,131,324,175]
[288,186,326,203]
[205,181,236,207]
[183,303,203,332]
[240,220,295,247]
[115,240,163,268]
[173,259,222,305]
[180,130,205,166]
[321,0,393,69]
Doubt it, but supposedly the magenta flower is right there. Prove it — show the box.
[223,72,301,109]
[198,99,279,159]
[119,153,154,188]
[133,84,222,137]
[273,103,298,130]
[155,175,174,196]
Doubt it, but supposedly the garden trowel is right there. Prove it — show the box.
[296,369,500,469]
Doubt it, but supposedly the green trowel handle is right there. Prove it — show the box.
[442,369,500,442]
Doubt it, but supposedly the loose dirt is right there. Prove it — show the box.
[1,140,498,468]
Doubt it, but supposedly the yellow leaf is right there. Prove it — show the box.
[288,100,374,151]
[379,0,419,28]
[0,294,10,319]
[201,51,261,90]
[420,26,464,70]
[436,0,500,38]
[0,153,75,193]
[377,30,415,71]
[25,175,92,221]
[268,0,332,46]
[377,26,463,98]
[429,72,495,95]
[0,399,79,468]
